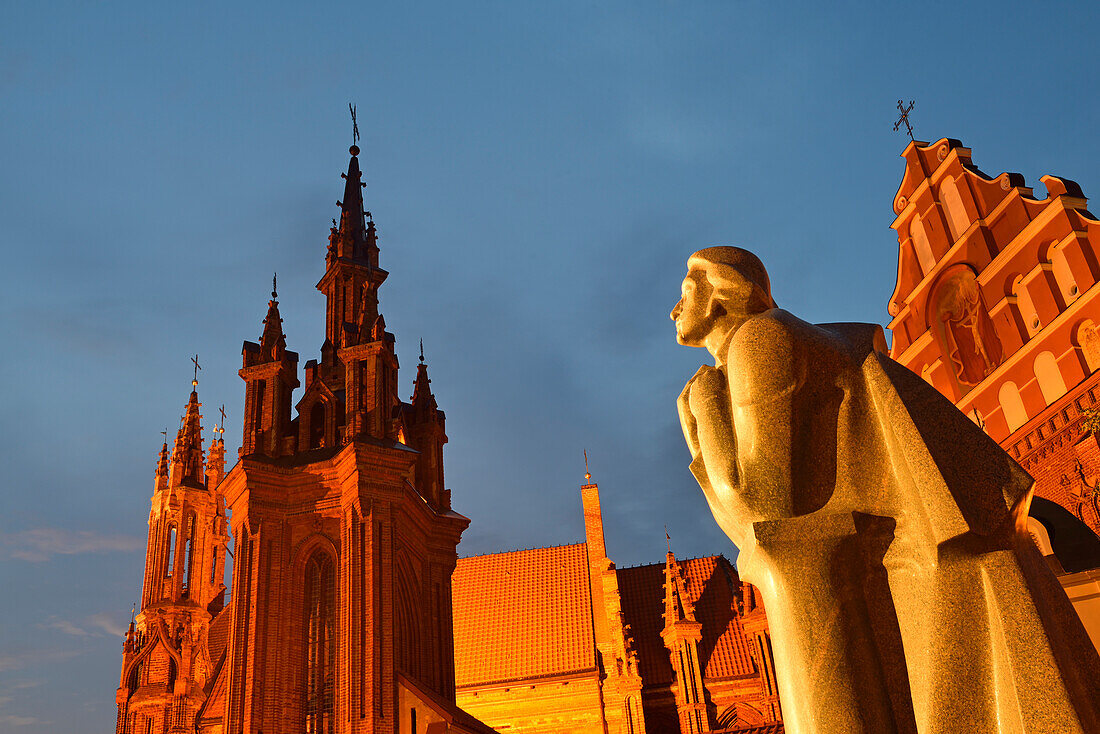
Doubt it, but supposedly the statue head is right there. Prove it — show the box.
[671,246,775,348]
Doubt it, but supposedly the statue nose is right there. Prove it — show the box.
[671,301,682,320]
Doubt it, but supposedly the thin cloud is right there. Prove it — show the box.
[37,618,90,638]
[88,612,127,638]
[0,650,78,673]
[0,528,143,562]
[0,714,39,727]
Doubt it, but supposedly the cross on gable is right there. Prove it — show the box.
[894,100,915,140]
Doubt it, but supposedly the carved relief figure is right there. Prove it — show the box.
[931,264,1001,386]
[672,246,1100,734]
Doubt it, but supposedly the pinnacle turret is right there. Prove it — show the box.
[327,145,376,266]
[169,387,205,488]
[411,342,437,414]
[154,438,170,492]
[663,547,696,626]
[259,274,287,362]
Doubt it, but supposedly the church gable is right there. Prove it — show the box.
[617,555,756,687]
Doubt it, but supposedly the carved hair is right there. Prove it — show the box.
[687,246,776,314]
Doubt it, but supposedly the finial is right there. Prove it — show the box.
[272,272,278,300]
[349,102,360,152]
[665,526,672,554]
[893,99,916,141]
[584,449,591,482]
[160,428,167,444]
[131,603,136,623]
[419,338,425,364]
[191,354,201,388]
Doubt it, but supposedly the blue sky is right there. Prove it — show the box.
[2,1,1100,730]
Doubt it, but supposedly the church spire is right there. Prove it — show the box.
[169,373,205,488]
[328,145,374,265]
[411,341,437,413]
[319,144,387,349]
[259,273,287,361]
[154,433,169,493]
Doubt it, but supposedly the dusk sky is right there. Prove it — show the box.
[3,1,1100,731]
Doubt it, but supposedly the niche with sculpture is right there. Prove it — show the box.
[929,264,1002,387]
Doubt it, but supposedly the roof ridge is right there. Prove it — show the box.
[458,541,585,560]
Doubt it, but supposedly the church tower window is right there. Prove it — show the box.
[304,552,335,734]
[165,524,177,578]
[181,514,195,596]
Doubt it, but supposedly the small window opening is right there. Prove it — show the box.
[165,524,177,578]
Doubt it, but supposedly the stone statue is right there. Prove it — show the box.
[672,246,1100,734]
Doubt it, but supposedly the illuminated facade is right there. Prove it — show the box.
[887,137,1100,644]
[115,144,494,734]
[451,478,782,734]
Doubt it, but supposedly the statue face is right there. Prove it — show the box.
[671,269,714,347]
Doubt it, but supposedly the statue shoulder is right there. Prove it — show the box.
[723,310,811,402]
[726,309,814,360]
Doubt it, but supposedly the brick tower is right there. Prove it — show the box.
[115,378,230,733]
[213,143,473,734]
[886,138,1100,536]
[116,141,488,734]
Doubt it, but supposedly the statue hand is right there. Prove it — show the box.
[678,376,701,457]
[687,365,726,418]
[679,366,726,457]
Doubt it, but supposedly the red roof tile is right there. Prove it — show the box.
[452,544,595,687]
[617,555,756,686]
[207,601,233,666]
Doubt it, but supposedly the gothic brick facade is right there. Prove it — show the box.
[886,138,1100,646]
[116,144,494,734]
[886,137,1100,538]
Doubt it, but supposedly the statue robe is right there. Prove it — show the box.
[682,308,1100,734]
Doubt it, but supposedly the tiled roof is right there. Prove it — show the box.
[452,544,596,687]
[207,601,233,666]
[617,555,756,686]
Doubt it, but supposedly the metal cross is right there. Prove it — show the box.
[191,354,202,385]
[272,272,278,300]
[893,100,915,140]
[219,404,227,437]
[160,428,168,443]
[349,103,360,144]
[419,338,425,363]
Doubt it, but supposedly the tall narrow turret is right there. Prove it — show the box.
[117,375,229,734]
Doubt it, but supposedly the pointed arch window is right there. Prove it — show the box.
[304,553,335,734]
[165,524,177,578]
[128,659,144,696]
[181,514,195,597]
[210,544,219,585]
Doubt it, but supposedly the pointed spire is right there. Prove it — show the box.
[663,545,696,626]
[206,407,226,491]
[331,145,369,261]
[169,378,205,488]
[259,274,287,361]
[154,432,170,492]
[411,342,436,411]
